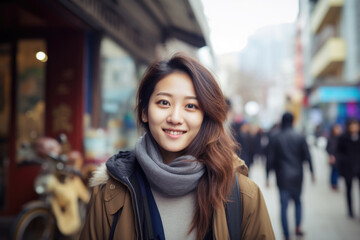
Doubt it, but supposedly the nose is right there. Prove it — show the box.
[167,106,184,125]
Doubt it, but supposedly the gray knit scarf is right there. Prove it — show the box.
[135,133,205,197]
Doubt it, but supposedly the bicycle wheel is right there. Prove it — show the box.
[11,207,56,240]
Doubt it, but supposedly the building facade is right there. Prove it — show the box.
[299,0,360,134]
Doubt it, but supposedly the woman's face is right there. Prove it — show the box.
[142,72,204,163]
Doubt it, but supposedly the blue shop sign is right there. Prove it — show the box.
[311,86,360,104]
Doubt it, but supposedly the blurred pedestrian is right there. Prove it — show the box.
[225,98,253,170]
[314,123,323,147]
[265,123,280,181]
[224,98,235,137]
[335,117,360,218]
[80,54,275,239]
[234,122,253,170]
[325,123,342,191]
[250,125,264,165]
[266,112,315,240]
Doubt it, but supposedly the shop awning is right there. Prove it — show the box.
[310,86,360,105]
[57,0,207,63]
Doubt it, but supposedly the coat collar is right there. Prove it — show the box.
[89,150,137,187]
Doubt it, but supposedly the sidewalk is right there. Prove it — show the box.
[250,143,360,240]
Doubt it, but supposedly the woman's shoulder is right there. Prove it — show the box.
[236,173,260,200]
[233,157,248,176]
[235,171,271,227]
[236,173,275,239]
[233,157,260,199]
[89,163,129,213]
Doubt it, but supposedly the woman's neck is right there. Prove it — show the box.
[159,148,184,164]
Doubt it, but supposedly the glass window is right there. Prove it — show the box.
[84,38,138,161]
[16,39,47,162]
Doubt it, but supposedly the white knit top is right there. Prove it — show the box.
[151,188,197,240]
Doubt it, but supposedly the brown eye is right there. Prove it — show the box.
[186,104,197,109]
[158,100,169,106]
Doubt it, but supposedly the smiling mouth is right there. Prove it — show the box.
[163,129,187,135]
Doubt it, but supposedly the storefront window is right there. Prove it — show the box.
[84,38,138,161]
[16,39,46,162]
[0,43,11,208]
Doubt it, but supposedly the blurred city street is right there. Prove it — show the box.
[2,1,360,239]
[250,139,360,240]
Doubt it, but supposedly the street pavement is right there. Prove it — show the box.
[249,139,360,240]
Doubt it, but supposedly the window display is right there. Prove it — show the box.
[15,39,46,162]
[84,38,139,161]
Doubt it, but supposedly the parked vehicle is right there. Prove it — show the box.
[10,137,90,240]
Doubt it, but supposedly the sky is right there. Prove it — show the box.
[201,0,299,55]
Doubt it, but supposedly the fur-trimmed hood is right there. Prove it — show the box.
[88,163,108,187]
[89,151,137,187]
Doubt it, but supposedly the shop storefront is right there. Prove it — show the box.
[308,85,360,133]
[0,32,90,215]
[0,0,206,217]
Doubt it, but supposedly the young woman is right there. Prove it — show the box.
[80,54,275,239]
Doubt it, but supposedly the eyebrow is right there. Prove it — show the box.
[155,92,198,100]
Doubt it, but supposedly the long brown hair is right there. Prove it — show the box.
[136,53,237,239]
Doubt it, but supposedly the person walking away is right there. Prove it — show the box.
[335,117,360,218]
[314,124,323,147]
[266,112,315,240]
[326,123,342,191]
[265,123,280,181]
[80,54,275,240]
[250,125,264,165]
[234,122,253,170]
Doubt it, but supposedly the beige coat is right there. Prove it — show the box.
[80,159,275,239]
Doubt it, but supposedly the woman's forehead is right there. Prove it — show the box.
[153,72,196,96]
